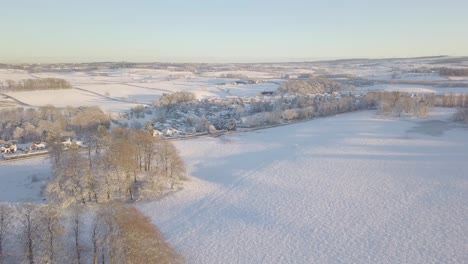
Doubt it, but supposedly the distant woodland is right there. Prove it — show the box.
[279,77,355,95]
[409,67,468,77]
[2,78,72,91]
[438,67,468,77]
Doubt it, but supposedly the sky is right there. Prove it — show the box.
[0,0,467,63]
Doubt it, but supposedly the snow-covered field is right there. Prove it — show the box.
[4,88,141,112]
[0,157,50,203]
[357,84,468,94]
[1,57,467,113]
[1,68,281,111]
[139,109,468,264]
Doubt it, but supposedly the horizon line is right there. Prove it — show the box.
[2,55,462,66]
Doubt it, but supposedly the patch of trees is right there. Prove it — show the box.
[219,73,249,79]
[128,105,152,119]
[279,77,355,95]
[407,67,468,77]
[110,205,182,263]
[3,78,72,91]
[155,91,197,107]
[437,67,468,76]
[367,91,434,117]
[453,108,468,123]
[240,94,367,127]
[0,203,181,264]
[47,127,185,206]
[0,105,110,143]
[146,92,369,133]
[434,94,468,108]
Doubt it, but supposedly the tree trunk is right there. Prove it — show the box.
[0,242,3,264]
[48,223,54,264]
[101,247,105,264]
[28,237,34,264]
[74,217,81,264]
[129,187,134,201]
[93,241,98,264]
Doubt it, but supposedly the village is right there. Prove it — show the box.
[0,86,367,161]
[0,138,84,160]
[124,90,368,139]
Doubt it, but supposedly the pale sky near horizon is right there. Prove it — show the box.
[0,0,467,63]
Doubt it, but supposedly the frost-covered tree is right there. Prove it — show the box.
[37,205,64,263]
[280,77,355,95]
[0,204,13,263]
[19,204,40,264]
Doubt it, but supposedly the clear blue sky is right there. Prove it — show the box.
[1,0,467,63]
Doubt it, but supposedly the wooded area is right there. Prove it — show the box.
[2,78,72,91]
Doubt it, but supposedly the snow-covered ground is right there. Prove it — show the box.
[75,83,166,104]
[1,57,467,114]
[4,88,141,112]
[0,157,51,203]
[139,109,468,264]
[357,84,468,94]
[0,94,21,109]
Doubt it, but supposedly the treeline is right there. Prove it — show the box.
[47,127,185,206]
[433,94,468,123]
[279,77,355,95]
[0,105,110,143]
[367,91,434,117]
[438,67,468,76]
[241,94,366,127]
[434,94,468,108]
[0,203,181,264]
[408,67,468,77]
[151,91,368,133]
[3,78,72,91]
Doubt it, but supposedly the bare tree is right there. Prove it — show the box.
[113,206,182,264]
[38,205,64,264]
[20,204,39,264]
[71,205,82,264]
[0,204,13,264]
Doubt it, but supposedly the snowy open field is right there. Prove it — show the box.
[0,157,50,203]
[4,88,141,112]
[1,57,467,113]
[139,109,468,264]
[357,84,468,94]
[1,68,281,111]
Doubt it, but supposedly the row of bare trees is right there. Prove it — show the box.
[2,78,71,91]
[434,94,468,108]
[367,91,435,117]
[437,67,468,77]
[0,203,181,264]
[3,78,72,92]
[46,127,185,207]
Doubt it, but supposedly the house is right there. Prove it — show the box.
[0,143,17,154]
[152,129,163,137]
[31,141,47,150]
[164,128,181,137]
[62,138,72,147]
[61,138,82,148]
